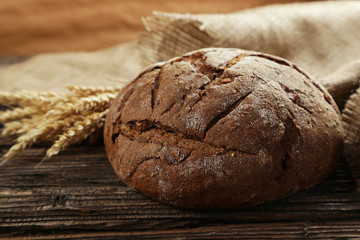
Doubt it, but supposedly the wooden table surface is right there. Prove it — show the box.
[0,138,360,239]
[1,58,360,239]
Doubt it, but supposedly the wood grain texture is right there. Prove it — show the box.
[0,136,360,239]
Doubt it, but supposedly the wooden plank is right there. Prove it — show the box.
[1,221,360,239]
[0,141,360,238]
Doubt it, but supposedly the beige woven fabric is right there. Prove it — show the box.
[343,88,360,144]
[0,42,142,91]
[139,1,360,80]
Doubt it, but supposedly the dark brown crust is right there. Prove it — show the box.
[104,48,344,208]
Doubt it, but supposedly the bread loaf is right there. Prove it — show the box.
[104,48,344,208]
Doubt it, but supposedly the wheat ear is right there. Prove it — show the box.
[44,109,108,160]
[0,91,60,106]
[0,106,40,123]
[0,85,120,165]
[66,85,123,97]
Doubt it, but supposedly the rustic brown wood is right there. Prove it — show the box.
[0,136,360,239]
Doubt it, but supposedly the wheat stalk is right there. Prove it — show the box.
[0,106,40,123]
[51,92,117,116]
[44,109,108,160]
[0,91,61,106]
[2,121,24,137]
[66,85,123,97]
[0,86,120,166]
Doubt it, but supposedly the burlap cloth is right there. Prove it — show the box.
[0,1,359,184]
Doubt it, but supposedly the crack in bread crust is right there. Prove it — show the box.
[247,53,310,79]
[113,120,256,156]
[203,91,252,136]
[277,81,313,115]
[150,66,164,109]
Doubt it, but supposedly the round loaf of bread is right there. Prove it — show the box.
[104,48,344,208]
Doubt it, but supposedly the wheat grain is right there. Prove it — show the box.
[44,109,108,159]
[2,121,23,137]
[1,112,95,164]
[3,116,43,137]
[0,141,28,166]
[67,85,122,97]
[0,106,40,123]
[48,92,116,117]
[0,91,60,107]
